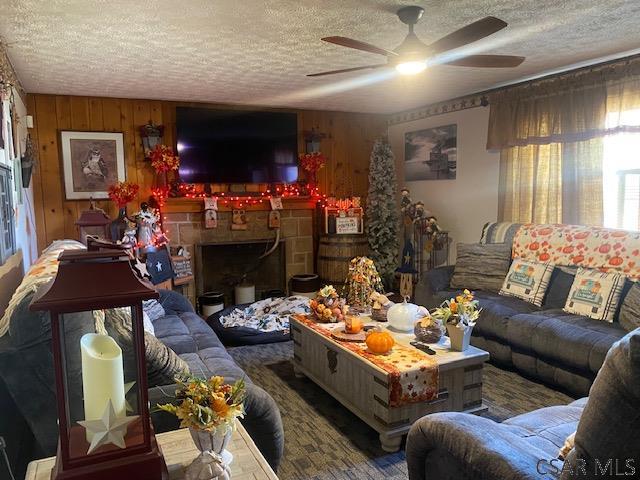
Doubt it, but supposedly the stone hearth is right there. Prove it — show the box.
[164,208,315,300]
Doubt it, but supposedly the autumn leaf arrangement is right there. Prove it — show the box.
[158,375,245,433]
[431,289,481,327]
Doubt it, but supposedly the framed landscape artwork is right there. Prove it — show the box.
[60,131,125,200]
[404,124,457,181]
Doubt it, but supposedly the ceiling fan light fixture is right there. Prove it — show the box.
[395,60,427,75]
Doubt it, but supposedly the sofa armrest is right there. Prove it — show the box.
[426,265,455,292]
[157,289,195,315]
[149,384,181,432]
[414,266,455,308]
[407,412,554,480]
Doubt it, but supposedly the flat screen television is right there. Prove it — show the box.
[176,107,299,184]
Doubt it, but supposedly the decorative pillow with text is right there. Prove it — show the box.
[563,268,626,322]
[499,259,554,306]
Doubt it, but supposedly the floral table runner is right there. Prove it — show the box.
[293,315,439,408]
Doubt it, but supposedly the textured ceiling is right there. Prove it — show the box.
[2,0,640,113]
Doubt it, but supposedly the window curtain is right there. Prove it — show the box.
[489,58,640,225]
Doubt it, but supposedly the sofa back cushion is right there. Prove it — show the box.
[104,307,190,387]
[562,329,640,479]
[479,222,522,245]
[543,268,576,309]
[512,224,640,280]
[450,243,512,293]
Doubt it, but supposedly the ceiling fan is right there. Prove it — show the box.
[308,6,524,77]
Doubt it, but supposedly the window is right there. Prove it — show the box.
[603,110,640,230]
[0,164,16,264]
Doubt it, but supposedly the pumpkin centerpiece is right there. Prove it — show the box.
[365,328,395,355]
[310,285,349,323]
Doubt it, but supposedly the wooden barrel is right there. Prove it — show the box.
[317,235,370,286]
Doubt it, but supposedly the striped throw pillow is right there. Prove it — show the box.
[563,268,626,322]
[479,222,523,245]
[499,259,554,306]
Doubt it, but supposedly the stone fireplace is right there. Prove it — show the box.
[163,203,315,305]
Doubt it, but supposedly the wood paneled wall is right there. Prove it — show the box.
[27,94,386,253]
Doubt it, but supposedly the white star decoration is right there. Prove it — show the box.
[124,381,135,413]
[156,261,162,272]
[78,400,138,454]
[132,257,149,279]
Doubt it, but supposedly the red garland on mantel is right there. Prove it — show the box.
[175,183,329,208]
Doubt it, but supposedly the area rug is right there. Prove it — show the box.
[228,341,575,480]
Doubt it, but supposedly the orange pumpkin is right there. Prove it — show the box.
[366,329,394,354]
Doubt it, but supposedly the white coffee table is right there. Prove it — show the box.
[291,315,489,452]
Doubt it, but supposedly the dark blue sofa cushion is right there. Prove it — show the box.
[507,310,627,374]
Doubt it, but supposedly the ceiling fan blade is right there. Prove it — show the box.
[321,36,398,57]
[428,16,508,54]
[443,54,525,68]
[307,64,387,77]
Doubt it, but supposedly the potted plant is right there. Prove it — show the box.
[430,289,481,351]
[158,375,245,476]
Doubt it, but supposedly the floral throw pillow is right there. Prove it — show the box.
[563,268,626,322]
[499,259,554,306]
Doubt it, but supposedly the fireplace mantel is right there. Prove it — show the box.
[164,197,317,213]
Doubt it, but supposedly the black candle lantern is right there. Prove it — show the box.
[139,121,164,160]
[30,250,167,480]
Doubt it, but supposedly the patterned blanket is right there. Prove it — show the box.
[294,315,439,408]
[220,296,310,332]
[0,239,86,337]
[512,224,640,280]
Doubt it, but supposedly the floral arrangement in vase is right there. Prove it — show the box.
[343,256,383,311]
[298,152,326,185]
[310,285,349,323]
[157,375,245,433]
[149,144,180,173]
[108,181,139,208]
[158,375,245,479]
[431,289,480,326]
[430,289,481,351]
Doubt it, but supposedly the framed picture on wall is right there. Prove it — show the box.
[404,124,457,181]
[60,130,125,200]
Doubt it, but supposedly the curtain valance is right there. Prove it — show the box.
[487,57,640,150]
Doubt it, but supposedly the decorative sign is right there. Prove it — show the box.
[336,217,359,234]
[269,197,283,210]
[204,209,217,229]
[145,248,174,285]
[268,210,281,229]
[204,197,218,211]
[171,255,193,285]
[231,209,247,230]
[204,197,218,229]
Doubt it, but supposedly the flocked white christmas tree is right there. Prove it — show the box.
[365,138,399,288]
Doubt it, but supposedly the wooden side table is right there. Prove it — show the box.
[25,423,278,480]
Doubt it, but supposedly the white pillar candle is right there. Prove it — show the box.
[80,333,126,424]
